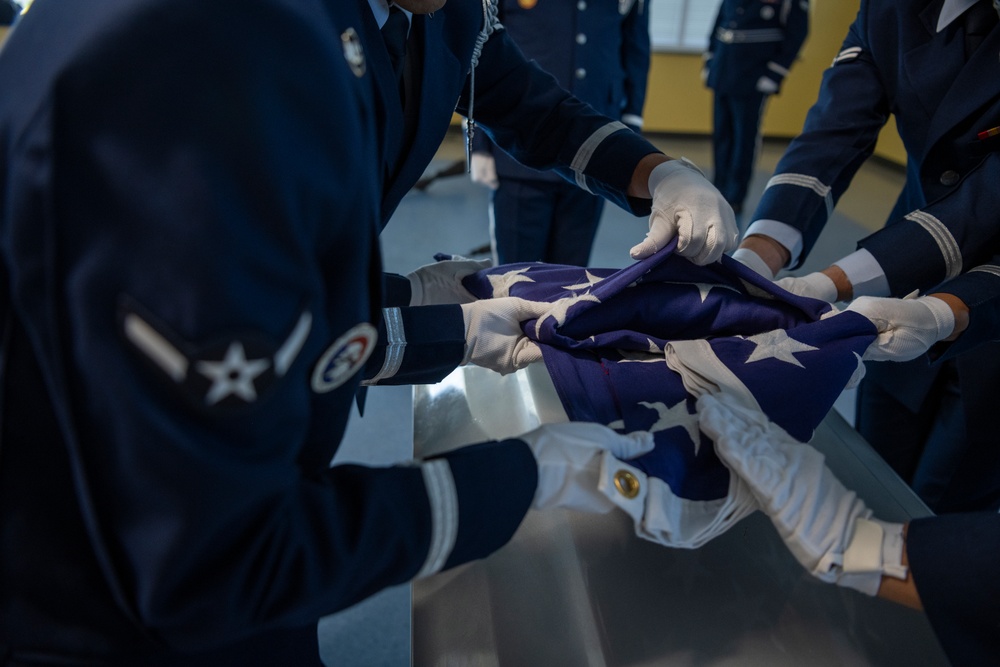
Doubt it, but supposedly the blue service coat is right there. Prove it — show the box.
[705,0,810,95]
[0,0,535,663]
[469,0,651,183]
[356,0,660,228]
[750,0,1000,510]
[908,512,1000,666]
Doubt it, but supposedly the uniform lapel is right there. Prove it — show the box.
[356,1,406,185]
[925,4,1000,150]
[902,1,966,123]
[380,11,464,218]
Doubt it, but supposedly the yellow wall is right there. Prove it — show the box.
[643,0,906,165]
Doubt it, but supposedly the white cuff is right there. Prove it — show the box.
[407,273,424,307]
[833,249,890,298]
[744,219,802,267]
[732,248,775,280]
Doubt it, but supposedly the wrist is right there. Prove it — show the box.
[821,265,854,301]
[629,152,671,198]
[740,235,790,276]
[927,293,969,340]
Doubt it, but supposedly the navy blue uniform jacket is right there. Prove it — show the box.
[751,0,1000,487]
[0,0,535,662]
[908,512,1000,666]
[469,0,651,183]
[358,0,659,228]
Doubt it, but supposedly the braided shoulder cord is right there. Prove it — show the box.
[465,0,502,170]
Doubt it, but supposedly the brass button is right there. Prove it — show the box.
[939,170,959,186]
[614,470,641,499]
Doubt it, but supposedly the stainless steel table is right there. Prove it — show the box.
[411,364,948,666]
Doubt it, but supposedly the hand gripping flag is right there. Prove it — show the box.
[461,242,877,548]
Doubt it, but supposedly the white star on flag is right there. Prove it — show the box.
[196,341,271,405]
[561,271,603,292]
[662,281,739,303]
[487,267,535,297]
[742,329,819,368]
[534,292,601,337]
[738,278,778,300]
[639,399,702,454]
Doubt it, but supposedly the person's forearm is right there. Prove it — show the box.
[740,235,791,276]
[876,523,923,610]
[627,152,671,198]
[928,292,970,340]
[821,265,853,301]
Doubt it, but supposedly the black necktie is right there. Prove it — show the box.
[964,0,998,59]
[381,5,409,91]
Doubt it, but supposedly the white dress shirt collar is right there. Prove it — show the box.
[367,0,412,30]
[937,0,983,32]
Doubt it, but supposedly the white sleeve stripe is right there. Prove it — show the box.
[767,61,790,76]
[905,210,962,279]
[362,307,406,385]
[765,173,834,218]
[416,460,459,578]
[571,121,628,176]
[969,265,1000,279]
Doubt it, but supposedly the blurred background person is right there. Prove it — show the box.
[703,0,809,221]
[468,0,651,266]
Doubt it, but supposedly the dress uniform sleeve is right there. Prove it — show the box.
[907,513,1000,666]
[927,259,1000,360]
[620,0,651,127]
[362,305,467,386]
[458,28,660,216]
[855,151,1000,300]
[25,1,535,650]
[752,1,888,268]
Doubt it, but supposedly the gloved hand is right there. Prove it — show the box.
[461,296,545,374]
[469,151,499,190]
[519,422,655,513]
[407,256,492,306]
[846,295,955,361]
[732,247,775,280]
[755,75,780,94]
[774,271,839,303]
[630,158,738,265]
[696,393,907,595]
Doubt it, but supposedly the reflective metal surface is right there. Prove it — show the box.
[412,364,948,666]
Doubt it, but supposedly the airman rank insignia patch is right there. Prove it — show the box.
[311,323,378,393]
[120,299,313,409]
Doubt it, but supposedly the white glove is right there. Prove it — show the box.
[846,295,955,362]
[407,256,492,306]
[630,159,739,265]
[755,75,779,94]
[774,272,839,303]
[470,152,499,190]
[731,247,775,280]
[460,297,545,374]
[696,393,907,595]
[519,422,655,513]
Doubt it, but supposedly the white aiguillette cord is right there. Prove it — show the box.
[465,0,500,171]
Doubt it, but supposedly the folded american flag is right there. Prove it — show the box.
[462,242,877,547]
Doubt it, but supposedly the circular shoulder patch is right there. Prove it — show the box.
[312,323,378,393]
